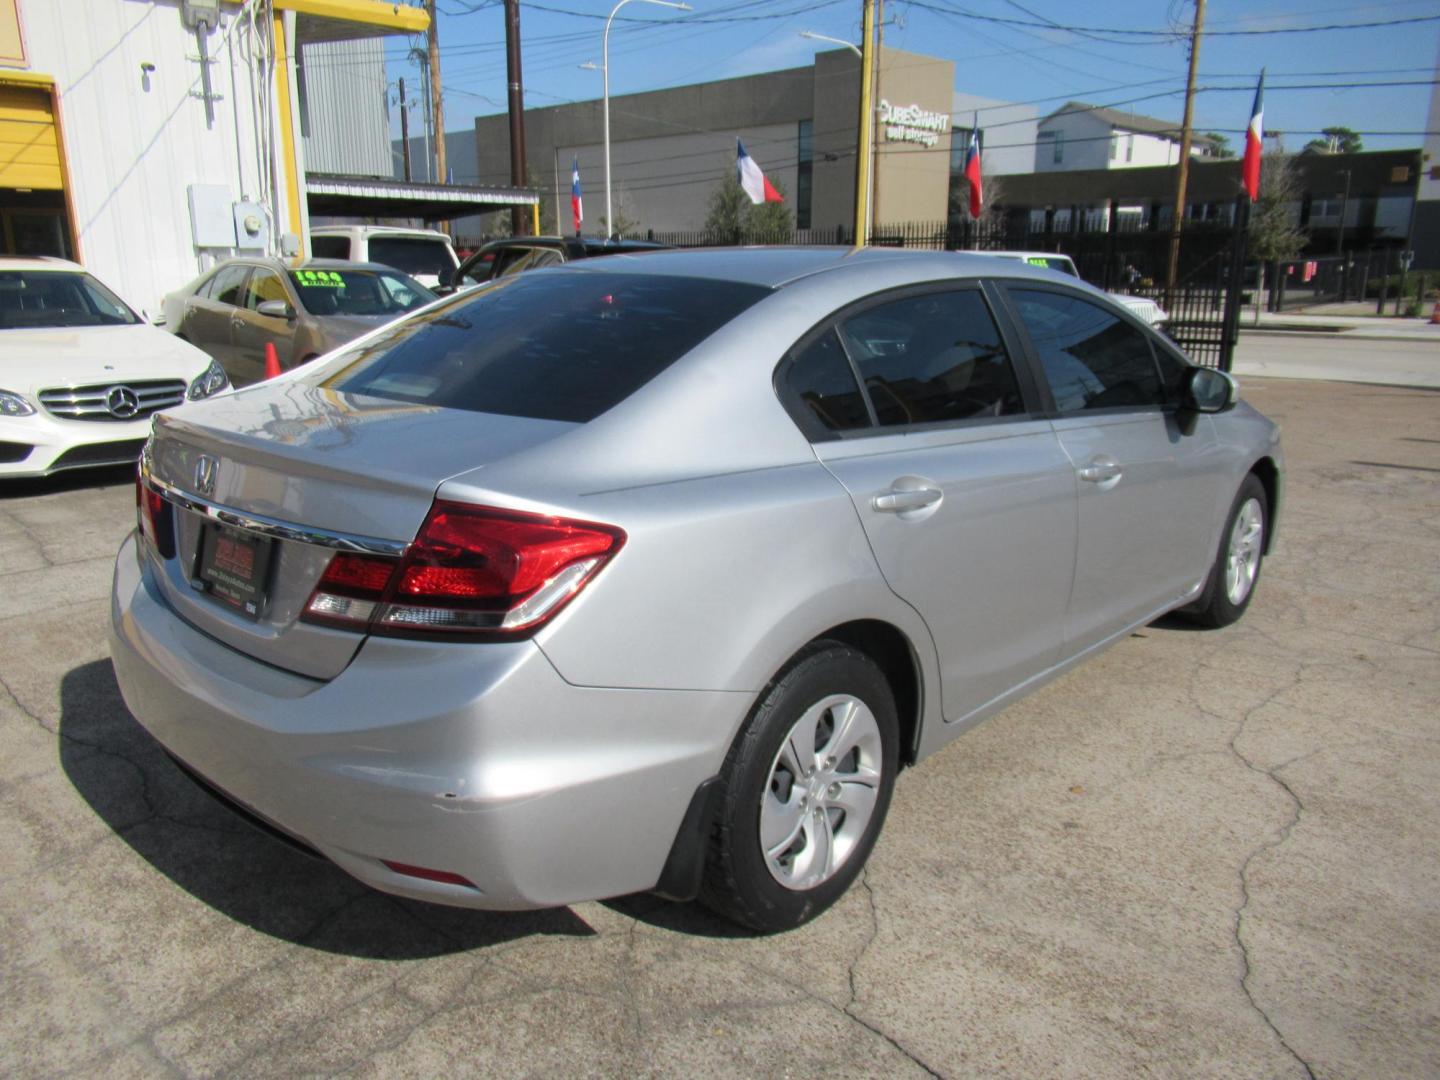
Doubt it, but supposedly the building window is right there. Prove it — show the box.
[1126,133,1134,163]
[1110,135,1118,161]
[796,120,813,229]
[1038,130,1061,165]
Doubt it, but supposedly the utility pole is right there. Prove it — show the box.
[853,0,876,245]
[504,0,528,233]
[398,77,412,182]
[1165,0,1205,298]
[426,0,447,184]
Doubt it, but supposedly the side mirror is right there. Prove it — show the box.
[256,299,294,320]
[1177,367,1235,436]
[1185,367,1236,413]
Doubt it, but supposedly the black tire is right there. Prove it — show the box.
[700,642,899,933]
[1184,473,1268,628]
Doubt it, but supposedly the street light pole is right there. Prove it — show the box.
[602,0,691,238]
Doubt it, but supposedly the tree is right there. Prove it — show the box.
[1204,132,1235,159]
[702,176,792,243]
[1303,126,1363,155]
[1248,153,1307,263]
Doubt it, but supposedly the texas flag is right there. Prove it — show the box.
[571,156,584,234]
[736,139,783,205]
[964,121,983,219]
[1242,71,1265,202]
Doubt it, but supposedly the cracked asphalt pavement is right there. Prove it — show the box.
[1,376,1436,1078]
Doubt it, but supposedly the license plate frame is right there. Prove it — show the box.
[196,523,274,619]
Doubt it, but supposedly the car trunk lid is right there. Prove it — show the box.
[142,383,577,679]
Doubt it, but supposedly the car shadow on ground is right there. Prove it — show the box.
[58,659,595,958]
[0,463,135,499]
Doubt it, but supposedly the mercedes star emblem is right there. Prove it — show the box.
[106,385,140,419]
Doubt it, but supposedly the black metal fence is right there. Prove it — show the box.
[624,217,1247,369]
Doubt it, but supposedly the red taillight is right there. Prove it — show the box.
[136,473,173,558]
[301,501,625,640]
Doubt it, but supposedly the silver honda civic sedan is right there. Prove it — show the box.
[110,248,1281,932]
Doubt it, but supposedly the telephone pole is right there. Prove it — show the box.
[504,0,528,233]
[853,0,876,245]
[1166,0,1205,298]
[425,0,447,184]
[398,77,412,182]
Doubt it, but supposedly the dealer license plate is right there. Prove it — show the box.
[197,524,274,619]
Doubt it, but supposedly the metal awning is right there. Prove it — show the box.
[304,173,539,221]
[274,0,431,44]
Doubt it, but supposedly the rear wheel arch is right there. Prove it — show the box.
[803,620,923,769]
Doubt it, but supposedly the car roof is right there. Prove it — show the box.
[970,251,1076,262]
[560,245,1070,289]
[205,256,403,274]
[310,225,451,240]
[0,255,86,273]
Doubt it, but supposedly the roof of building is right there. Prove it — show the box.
[1040,101,1221,145]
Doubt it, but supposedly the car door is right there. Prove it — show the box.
[181,264,250,368]
[787,285,1079,726]
[231,266,298,384]
[996,282,1226,653]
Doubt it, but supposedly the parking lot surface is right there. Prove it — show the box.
[1,376,1436,1079]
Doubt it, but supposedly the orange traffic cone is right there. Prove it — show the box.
[1430,301,1440,325]
[264,341,283,379]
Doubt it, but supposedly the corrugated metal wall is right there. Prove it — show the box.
[298,39,390,178]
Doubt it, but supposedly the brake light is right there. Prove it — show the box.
[135,472,174,559]
[302,501,625,640]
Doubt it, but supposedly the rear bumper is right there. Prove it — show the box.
[108,533,746,910]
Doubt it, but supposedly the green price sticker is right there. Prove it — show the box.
[1026,257,1050,268]
[297,270,345,287]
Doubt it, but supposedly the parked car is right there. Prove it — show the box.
[113,248,1280,932]
[309,225,458,290]
[162,258,435,387]
[972,250,1170,327]
[438,235,669,294]
[0,257,228,478]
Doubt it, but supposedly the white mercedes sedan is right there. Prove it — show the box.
[1,257,229,478]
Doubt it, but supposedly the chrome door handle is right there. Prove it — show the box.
[872,487,943,513]
[1077,458,1123,484]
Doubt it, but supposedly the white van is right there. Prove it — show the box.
[308,226,459,290]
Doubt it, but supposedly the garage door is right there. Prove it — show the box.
[0,83,62,189]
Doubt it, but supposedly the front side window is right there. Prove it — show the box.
[244,270,289,310]
[837,290,1024,427]
[321,271,769,423]
[1008,288,1163,412]
[0,270,139,329]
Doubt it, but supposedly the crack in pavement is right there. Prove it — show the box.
[842,870,946,1079]
[1214,676,1320,1080]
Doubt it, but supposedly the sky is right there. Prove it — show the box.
[377,0,1440,162]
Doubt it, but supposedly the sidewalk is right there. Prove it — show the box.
[1240,307,1440,342]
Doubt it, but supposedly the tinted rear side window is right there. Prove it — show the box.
[838,290,1024,426]
[368,237,454,278]
[783,329,871,433]
[323,271,769,423]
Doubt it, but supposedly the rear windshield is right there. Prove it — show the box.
[0,270,139,329]
[367,237,455,278]
[321,270,769,423]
